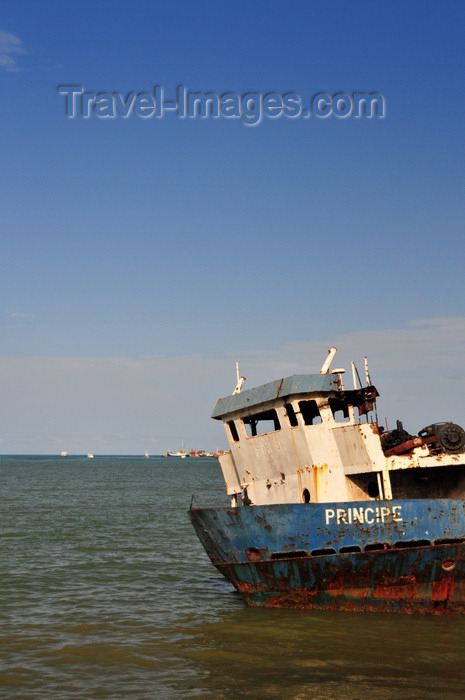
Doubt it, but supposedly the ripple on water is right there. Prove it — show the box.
[2,457,465,698]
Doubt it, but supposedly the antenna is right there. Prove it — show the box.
[351,361,363,389]
[364,356,372,386]
[232,362,246,395]
[351,361,357,389]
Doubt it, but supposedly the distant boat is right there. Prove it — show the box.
[87,453,94,459]
[144,451,150,458]
[164,442,190,458]
[60,451,68,457]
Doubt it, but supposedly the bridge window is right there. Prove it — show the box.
[243,409,281,437]
[227,420,240,442]
[329,397,350,422]
[285,403,298,427]
[298,400,322,425]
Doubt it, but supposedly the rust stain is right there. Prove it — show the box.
[216,544,465,614]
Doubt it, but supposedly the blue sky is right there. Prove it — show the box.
[1,0,464,454]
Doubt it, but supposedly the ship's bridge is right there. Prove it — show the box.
[212,372,383,507]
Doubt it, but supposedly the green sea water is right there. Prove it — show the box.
[2,455,465,699]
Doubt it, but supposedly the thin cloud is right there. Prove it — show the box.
[0,30,27,72]
[6,311,35,319]
[0,316,464,453]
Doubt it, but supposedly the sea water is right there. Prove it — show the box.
[1,455,465,699]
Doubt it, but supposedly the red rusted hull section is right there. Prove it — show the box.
[216,543,465,613]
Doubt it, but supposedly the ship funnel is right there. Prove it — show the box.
[320,347,337,374]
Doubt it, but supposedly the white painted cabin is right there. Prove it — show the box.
[212,351,465,507]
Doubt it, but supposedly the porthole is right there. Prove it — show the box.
[442,560,456,572]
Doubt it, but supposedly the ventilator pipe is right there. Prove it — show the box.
[320,347,337,374]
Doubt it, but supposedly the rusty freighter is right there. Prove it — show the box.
[188,348,465,613]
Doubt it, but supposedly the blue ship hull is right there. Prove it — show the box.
[188,499,465,613]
